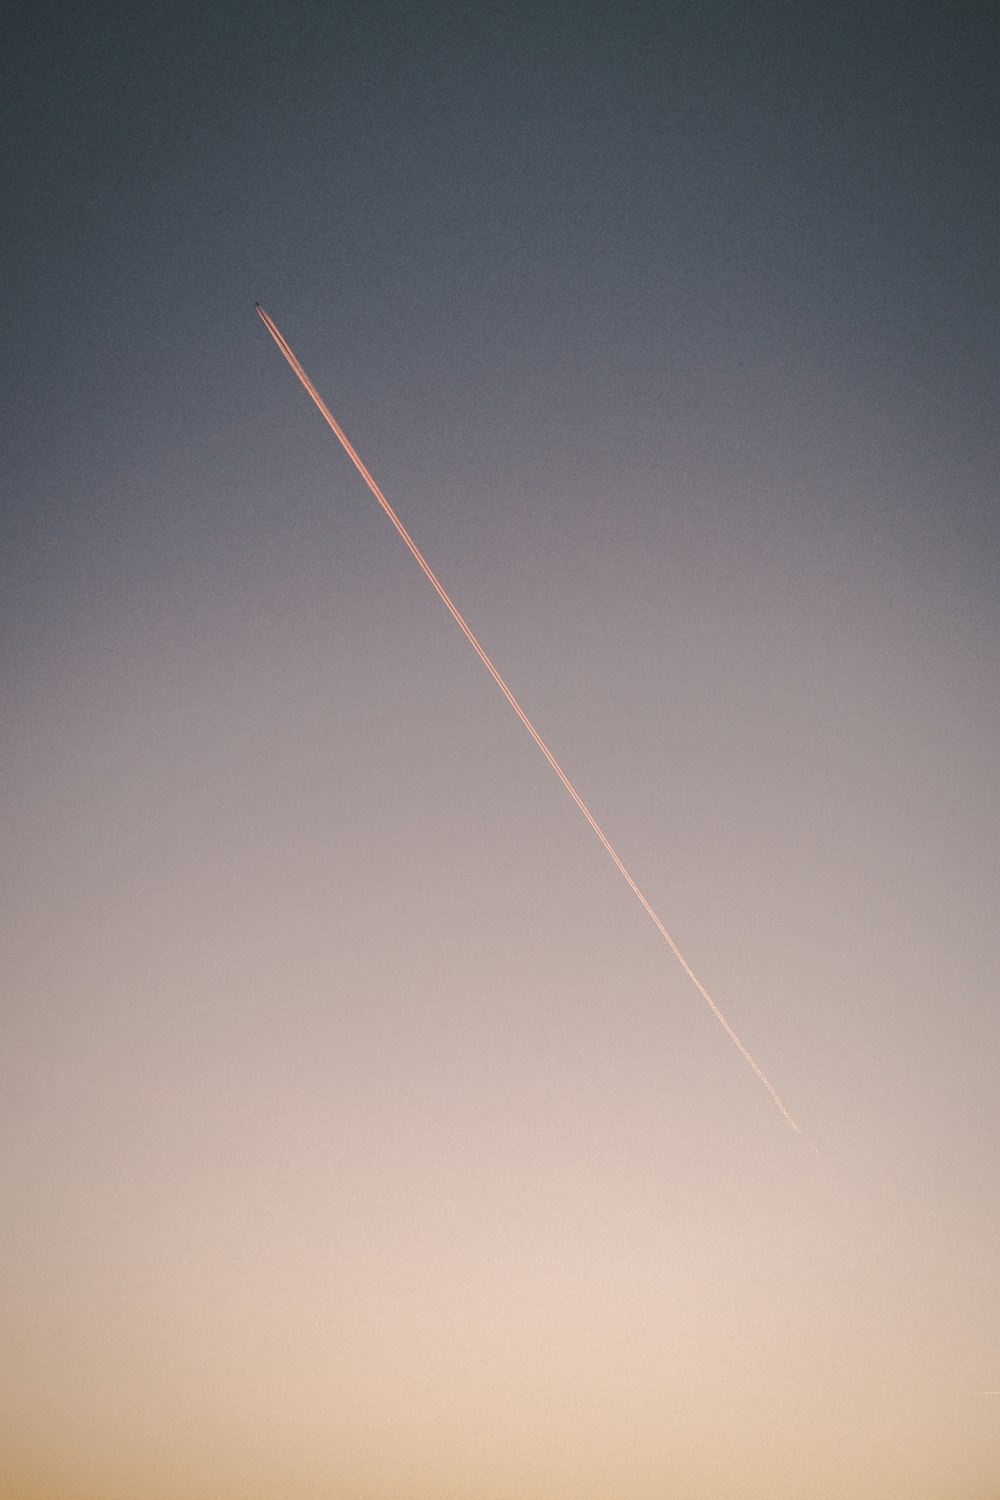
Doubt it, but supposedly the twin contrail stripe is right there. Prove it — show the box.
[256,303,809,1143]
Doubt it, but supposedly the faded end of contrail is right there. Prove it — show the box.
[255,303,816,1152]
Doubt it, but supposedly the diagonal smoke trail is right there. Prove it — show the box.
[256,303,811,1144]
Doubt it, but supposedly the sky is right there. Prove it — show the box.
[3,2,999,1495]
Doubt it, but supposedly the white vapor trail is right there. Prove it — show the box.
[256,303,812,1145]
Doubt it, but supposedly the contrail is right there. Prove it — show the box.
[256,303,810,1144]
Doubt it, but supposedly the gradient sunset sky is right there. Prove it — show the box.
[4,3,999,1496]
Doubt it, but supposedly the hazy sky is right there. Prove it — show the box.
[4,3,999,1496]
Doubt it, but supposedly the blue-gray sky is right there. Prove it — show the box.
[4,3,999,1495]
